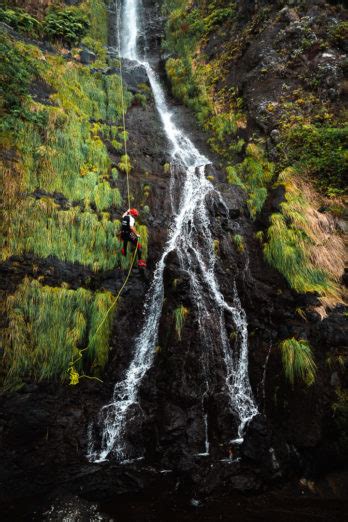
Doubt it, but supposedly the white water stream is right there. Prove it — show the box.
[87,0,258,462]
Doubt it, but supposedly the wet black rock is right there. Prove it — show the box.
[80,49,96,65]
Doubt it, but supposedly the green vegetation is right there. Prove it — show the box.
[0,0,148,387]
[0,5,90,46]
[227,143,274,218]
[280,337,316,387]
[279,124,347,196]
[2,279,113,389]
[0,7,41,37]
[0,33,39,117]
[232,234,245,253]
[81,0,108,47]
[174,305,189,341]
[163,1,243,158]
[163,1,346,303]
[43,7,89,46]
[263,169,339,297]
[329,21,348,48]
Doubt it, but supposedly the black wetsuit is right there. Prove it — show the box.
[121,215,142,260]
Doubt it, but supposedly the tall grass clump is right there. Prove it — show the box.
[2,197,149,271]
[280,337,316,387]
[2,199,120,270]
[173,305,189,341]
[2,279,114,388]
[227,143,274,219]
[263,169,341,300]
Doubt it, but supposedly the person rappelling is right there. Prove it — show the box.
[121,208,146,268]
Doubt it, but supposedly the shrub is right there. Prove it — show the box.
[329,21,348,48]
[0,8,41,37]
[280,124,347,194]
[0,34,39,115]
[264,212,331,294]
[263,169,340,297]
[280,338,316,387]
[43,7,89,46]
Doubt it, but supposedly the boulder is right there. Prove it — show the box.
[80,49,96,65]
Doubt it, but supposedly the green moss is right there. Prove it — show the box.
[3,279,114,388]
[279,124,348,195]
[280,337,316,387]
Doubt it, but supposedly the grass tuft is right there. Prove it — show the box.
[174,305,189,341]
[280,337,316,387]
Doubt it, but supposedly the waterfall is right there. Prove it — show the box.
[87,0,258,463]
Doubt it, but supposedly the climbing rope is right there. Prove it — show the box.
[86,0,139,337]
[67,4,139,385]
[67,241,139,385]
[116,0,131,209]
[93,239,139,337]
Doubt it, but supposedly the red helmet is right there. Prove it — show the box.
[129,208,139,217]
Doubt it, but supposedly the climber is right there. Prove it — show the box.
[120,208,146,268]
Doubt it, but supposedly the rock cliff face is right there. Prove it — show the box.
[0,0,347,520]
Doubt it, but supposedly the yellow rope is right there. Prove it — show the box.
[116,0,131,209]
[93,240,139,337]
[67,7,137,385]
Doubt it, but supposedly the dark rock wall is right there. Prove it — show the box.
[0,0,347,514]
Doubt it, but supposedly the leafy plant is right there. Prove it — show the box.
[43,7,89,46]
[0,34,39,116]
[227,143,274,219]
[0,8,42,37]
[280,338,316,387]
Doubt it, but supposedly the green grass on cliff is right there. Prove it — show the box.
[173,305,189,341]
[262,169,342,299]
[280,337,316,387]
[0,0,148,387]
[2,197,148,271]
[279,124,348,196]
[163,1,243,158]
[0,33,146,269]
[227,143,274,219]
[3,279,114,388]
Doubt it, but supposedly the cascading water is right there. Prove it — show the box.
[87,0,258,463]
